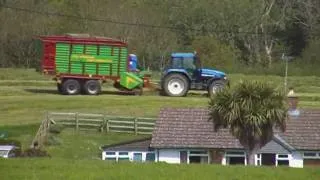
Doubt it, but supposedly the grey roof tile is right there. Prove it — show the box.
[150,108,320,151]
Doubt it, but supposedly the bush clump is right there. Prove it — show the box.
[20,148,50,158]
[49,124,65,134]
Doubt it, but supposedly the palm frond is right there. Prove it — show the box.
[208,80,288,151]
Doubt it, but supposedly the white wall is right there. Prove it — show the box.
[158,149,181,164]
[289,151,303,168]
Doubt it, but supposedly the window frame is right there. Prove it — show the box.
[276,154,290,166]
[187,150,210,164]
[118,151,130,161]
[225,151,247,165]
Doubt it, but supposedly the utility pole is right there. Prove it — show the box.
[284,54,288,93]
[282,53,293,94]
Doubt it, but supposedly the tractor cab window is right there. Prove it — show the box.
[171,58,183,69]
[183,57,196,70]
[171,57,196,70]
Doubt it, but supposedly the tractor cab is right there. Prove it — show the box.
[169,52,201,80]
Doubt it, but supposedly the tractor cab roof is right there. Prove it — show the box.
[171,53,195,58]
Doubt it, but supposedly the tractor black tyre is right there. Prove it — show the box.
[208,80,226,97]
[163,74,189,97]
[83,80,101,95]
[61,79,81,95]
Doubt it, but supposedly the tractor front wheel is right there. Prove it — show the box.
[163,74,189,97]
[208,80,226,97]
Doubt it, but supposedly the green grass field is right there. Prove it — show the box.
[1,158,319,180]
[1,68,320,179]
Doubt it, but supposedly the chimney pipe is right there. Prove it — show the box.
[287,87,300,116]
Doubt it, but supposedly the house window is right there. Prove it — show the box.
[146,152,156,162]
[105,152,116,156]
[276,154,289,166]
[118,152,129,161]
[303,152,320,159]
[188,150,209,164]
[105,151,117,161]
[133,152,143,162]
[225,151,246,165]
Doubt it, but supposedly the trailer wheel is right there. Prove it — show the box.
[163,74,189,97]
[208,80,225,97]
[62,79,81,95]
[83,80,101,95]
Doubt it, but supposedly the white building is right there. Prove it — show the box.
[0,145,18,158]
[101,107,320,168]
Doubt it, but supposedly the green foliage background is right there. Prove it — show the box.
[1,0,320,75]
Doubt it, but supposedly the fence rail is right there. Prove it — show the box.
[48,112,156,135]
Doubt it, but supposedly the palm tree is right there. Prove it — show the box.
[208,80,288,165]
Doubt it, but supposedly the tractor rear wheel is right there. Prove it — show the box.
[208,80,225,97]
[83,80,101,95]
[163,74,189,97]
[61,79,81,95]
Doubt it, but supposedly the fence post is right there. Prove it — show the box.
[46,111,51,131]
[75,112,79,132]
[106,118,109,133]
[101,115,105,133]
[134,118,138,135]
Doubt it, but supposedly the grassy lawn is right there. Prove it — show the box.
[0,68,320,179]
[0,158,319,180]
[0,94,209,125]
[46,130,149,160]
[1,125,319,180]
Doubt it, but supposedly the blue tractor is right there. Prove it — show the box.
[160,52,229,97]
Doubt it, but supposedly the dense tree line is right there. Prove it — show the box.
[0,0,319,75]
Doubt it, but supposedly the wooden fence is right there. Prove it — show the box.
[48,112,156,135]
[30,113,51,148]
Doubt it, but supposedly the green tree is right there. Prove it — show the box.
[208,81,288,165]
[191,36,240,70]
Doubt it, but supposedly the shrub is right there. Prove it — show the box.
[20,148,50,158]
[49,124,65,134]
[46,135,62,146]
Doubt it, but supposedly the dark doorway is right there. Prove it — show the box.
[180,151,188,163]
[229,157,245,165]
[261,154,276,166]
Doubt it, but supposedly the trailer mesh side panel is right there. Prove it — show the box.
[55,43,128,76]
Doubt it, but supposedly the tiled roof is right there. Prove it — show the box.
[150,108,320,151]
[278,109,320,150]
[101,137,152,152]
[150,108,242,149]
